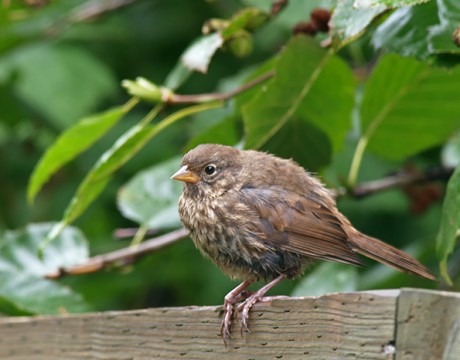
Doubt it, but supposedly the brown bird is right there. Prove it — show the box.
[171,144,435,343]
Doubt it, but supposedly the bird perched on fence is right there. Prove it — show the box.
[171,143,435,344]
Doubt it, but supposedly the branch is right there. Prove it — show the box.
[45,0,136,36]
[124,71,275,105]
[70,0,136,23]
[113,227,158,239]
[165,70,274,104]
[46,227,189,279]
[347,166,454,199]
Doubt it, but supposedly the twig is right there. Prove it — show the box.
[164,71,275,104]
[46,0,136,36]
[46,228,189,279]
[271,0,288,16]
[113,227,157,239]
[70,0,136,22]
[348,166,454,199]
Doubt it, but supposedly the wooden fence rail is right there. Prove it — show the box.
[0,288,458,360]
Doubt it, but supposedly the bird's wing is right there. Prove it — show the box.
[239,186,363,266]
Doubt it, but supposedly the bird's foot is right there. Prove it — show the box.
[220,275,286,343]
[235,274,287,336]
[236,295,291,336]
[220,280,253,345]
[236,294,259,335]
[220,297,235,344]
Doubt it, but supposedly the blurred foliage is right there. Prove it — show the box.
[1,0,460,315]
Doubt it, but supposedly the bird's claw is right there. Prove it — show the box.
[236,294,259,336]
[239,311,251,336]
[220,297,254,342]
[220,299,235,345]
[219,276,285,344]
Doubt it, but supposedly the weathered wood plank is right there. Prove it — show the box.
[442,319,460,360]
[395,288,460,360]
[0,291,397,360]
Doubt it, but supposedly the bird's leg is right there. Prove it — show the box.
[236,274,286,335]
[220,279,253,344]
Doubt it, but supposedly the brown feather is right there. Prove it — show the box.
[348,233,435,280]
[240,187,363,267]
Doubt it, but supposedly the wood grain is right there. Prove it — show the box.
[396,288,460,360]
[0,291,397,360]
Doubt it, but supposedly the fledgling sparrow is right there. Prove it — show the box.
[171,144,435,343]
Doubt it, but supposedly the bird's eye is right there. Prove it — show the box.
[204,164,216,175]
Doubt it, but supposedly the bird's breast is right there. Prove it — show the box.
[178,191,270,280]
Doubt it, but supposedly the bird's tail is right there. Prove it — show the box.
[349,233,436,280]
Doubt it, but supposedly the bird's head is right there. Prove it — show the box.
[171,144,243,198]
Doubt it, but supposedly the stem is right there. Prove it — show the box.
[439,260,453,287]
[122,97,140,112]
[151,101,223,136]
[130,225,148,247]
[347,136,368,187]
[140,104,163,126]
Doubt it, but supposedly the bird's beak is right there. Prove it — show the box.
[171,165,199,184]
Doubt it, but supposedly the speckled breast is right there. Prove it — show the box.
[177,191,305,282]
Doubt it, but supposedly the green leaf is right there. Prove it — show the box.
[371,1,439,59]
[436,164,460,285]
[164,61,193,91]
[330,0,386,49]
[264,118,332,171]
[181,33,224,74]
[186,116,240,151]
[0,43,117,128]
[28,104,134,203]
[118,156,183,229]
[354,0,430,7]
[294,55,356,153]
[0,271,88,315]
[243,36,355,157]
[0,223,90,315]
[57,107,164,230]
[48,102,222,242]
[234,57,278,111]
[428,0,460,55]
[362,55,460,160]
[291,262,358,297]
